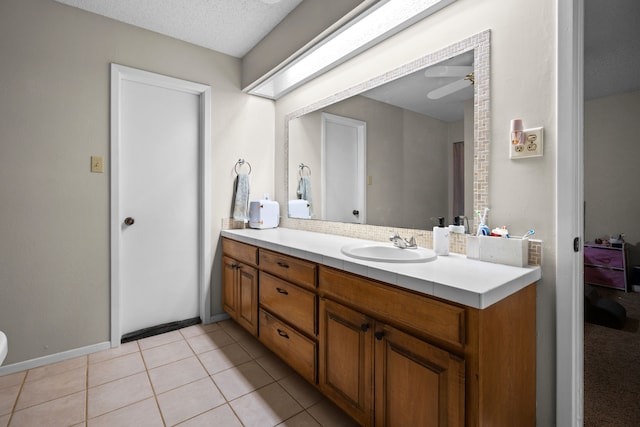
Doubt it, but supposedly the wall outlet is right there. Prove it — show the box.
[510,127,543,159]
[91,156,104,173]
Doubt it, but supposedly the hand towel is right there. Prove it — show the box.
[296,176,313,217]
[233,173,250,222]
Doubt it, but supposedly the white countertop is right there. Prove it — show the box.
[221,228,541,309]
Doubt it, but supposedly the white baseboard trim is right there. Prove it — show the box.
[0,341,111,376]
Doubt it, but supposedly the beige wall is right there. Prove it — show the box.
[275,0,557,423]
[0,0,274,365]
[585,90,640,268]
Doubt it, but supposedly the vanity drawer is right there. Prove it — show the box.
[259,249,317,290]
[318,266,465,350]
[222,238,258,267]
[259,308,317,383]
[260,272,316,337]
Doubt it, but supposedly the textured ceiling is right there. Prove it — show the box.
[53,0,304,58]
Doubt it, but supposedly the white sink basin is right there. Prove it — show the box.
[0,331,7,366]
[341,243,437,263]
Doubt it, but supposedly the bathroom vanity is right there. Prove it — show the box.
[221,228,540,426]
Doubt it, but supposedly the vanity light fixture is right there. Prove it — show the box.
[247,0,457,99]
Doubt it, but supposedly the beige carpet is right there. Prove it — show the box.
[584,288,640,426]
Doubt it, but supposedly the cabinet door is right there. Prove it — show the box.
[236,263,258,336]
[374,323,465,427]
[319,298,373,426]
[222,256,238,318]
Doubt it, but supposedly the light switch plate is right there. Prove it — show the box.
[91,156,104,173]
[510,127,543,159]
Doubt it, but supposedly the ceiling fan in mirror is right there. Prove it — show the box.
[425,65,474,100]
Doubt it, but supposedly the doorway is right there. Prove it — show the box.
[582,1,640,424]
[321,113,366,223]
[110,64,211,346]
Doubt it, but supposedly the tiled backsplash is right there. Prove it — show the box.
[222,217,543,266]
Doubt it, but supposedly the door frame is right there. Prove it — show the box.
[110,64,211,347]
[321,112,367,223]
[557,0,584,425]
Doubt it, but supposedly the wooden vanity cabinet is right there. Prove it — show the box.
[222,239,259,336]
[221,238,536,426]
[319,293,464,427]
[318,265,536,427]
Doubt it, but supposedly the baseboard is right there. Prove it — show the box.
[0,341,111,376]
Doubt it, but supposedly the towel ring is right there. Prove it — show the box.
[299,163,311,177]
[235,158,252,175]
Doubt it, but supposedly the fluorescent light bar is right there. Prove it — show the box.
[248,0,457,99]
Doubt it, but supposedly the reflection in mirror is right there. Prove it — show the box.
[285,31,490,232]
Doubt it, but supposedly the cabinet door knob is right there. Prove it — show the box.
[277,329,289,339]
[360,323,370,332]
[276,287,289,295]
[374,331,384,341]
[124,217,135,226]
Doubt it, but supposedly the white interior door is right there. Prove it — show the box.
[111,65,211,342]
[322,113,366,223]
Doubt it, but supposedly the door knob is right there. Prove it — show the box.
[124,217,135,226]
[352,210,360,216]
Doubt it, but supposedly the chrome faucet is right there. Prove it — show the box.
[390,232,417,249]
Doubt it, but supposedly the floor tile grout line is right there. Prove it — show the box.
[137,339,169,427]
[5,370,27,427]
[84,354,89,426]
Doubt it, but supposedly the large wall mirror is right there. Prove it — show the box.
[285,31,490,231]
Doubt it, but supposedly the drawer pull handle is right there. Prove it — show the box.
[277,329,289,339]
[277,261,290,269]
[231,264,239,270]
[374,331,384,341]
[360,323,370,332]
[276,287,289,295]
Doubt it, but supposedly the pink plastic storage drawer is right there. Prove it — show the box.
[584,246,624,269]
[584,265,625,290]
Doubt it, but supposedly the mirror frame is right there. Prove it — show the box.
[284,30,490,230]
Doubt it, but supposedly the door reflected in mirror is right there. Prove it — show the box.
[286,32,490,232]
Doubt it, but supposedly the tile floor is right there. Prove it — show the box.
[0,320,358,426]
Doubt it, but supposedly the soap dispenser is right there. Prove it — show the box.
[433,217,450,256]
